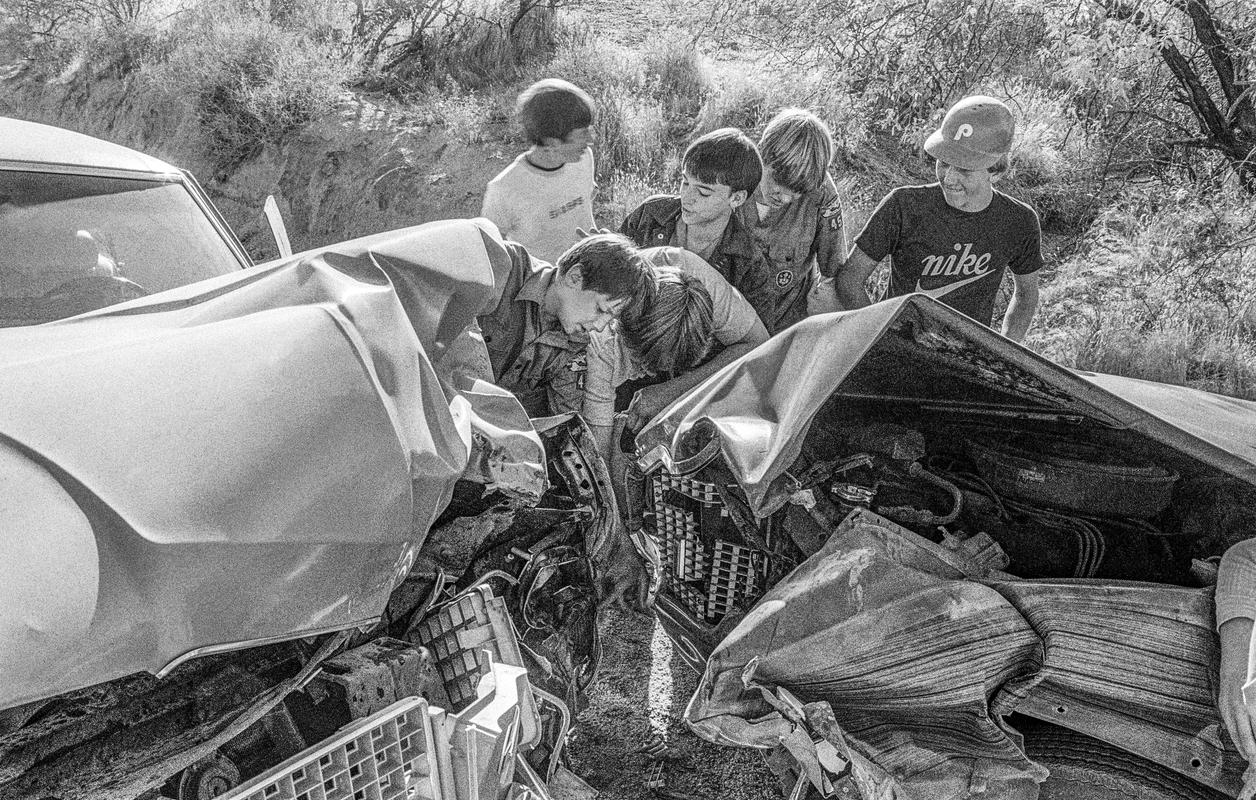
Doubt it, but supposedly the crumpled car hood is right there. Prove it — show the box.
[0,220,543,709]
[637,294,1256,516]
[639,295,1254,798]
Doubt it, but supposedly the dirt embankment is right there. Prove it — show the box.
[0,69,513,261]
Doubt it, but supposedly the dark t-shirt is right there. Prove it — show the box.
[855,184,1043,325]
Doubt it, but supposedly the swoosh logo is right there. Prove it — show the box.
[914,269,992,298]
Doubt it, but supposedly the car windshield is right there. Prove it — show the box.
[0,170,245,326]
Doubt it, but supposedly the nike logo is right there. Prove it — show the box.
[914,269,993,298]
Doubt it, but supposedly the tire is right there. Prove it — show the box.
[175,754,241,800]
[1023,722,1230,800]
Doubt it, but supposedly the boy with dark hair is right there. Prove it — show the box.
[475,231,654,418]
[619,128,775,328]
[481,78,598,265]
[834,95,1042,342]
[739,108,848,333]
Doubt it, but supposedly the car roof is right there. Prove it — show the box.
[0,117,181,178]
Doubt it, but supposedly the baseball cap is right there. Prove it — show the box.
[924,95,1014,170]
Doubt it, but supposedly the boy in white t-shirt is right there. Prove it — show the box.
[480,79,598,265]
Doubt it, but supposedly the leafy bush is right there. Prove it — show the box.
[537,29,710,183]
[360,0,561,92]
[146,4,348,171]
[1029,188,1256,397]
[407,90,498,143]
[692,70,773,135]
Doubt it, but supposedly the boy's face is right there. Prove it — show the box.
[543,126,595,165]
[549,266,626,336]
[679,170,747,227]
[754,166,802,210]
[934,157,999,211]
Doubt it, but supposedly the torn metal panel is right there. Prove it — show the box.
[687,511,1046,799]
[637,295,1256,516]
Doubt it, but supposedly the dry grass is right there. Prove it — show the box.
[1028,187,1256,397]
[137,2,349,170]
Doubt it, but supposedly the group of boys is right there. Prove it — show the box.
[472,79,1044,435]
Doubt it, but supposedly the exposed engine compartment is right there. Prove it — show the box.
[644,309,1256,635]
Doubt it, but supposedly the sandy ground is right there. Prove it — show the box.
[565,608,779,799]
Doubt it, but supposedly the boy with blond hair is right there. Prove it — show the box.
[619,128,775,328]
[739,107,848,333]
[481,78,598,265]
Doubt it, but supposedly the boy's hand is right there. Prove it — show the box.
[595,513,654,613]
[627,384,671,432]
[576,226,615,239]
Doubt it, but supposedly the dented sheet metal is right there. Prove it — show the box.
[637,294,1256,516]
[637,295,1256,798]
[687,511,1048,799]
[0,221,543,710]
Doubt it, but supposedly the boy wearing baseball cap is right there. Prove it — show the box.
[833,95,1042,341]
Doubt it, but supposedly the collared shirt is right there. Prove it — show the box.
[619,194,775,330]
[477,242,588,417]
[738,174,848,333]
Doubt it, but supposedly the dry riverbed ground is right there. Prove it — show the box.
[566,608,779,799]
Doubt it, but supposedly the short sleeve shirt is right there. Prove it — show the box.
[476,242,588,417]
[739,174,847,333]
[480,149,596,265]
[855,184,1043,326]
[580,247,759,426]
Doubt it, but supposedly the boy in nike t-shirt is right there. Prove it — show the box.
[833,96,1042,342]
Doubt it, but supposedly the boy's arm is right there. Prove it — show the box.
[1001,209,1046,343]
[809,179,848,314]
[736,249,778,332]
[1001,270,1040,343]
[626,317,768,431]
[835,247,880,309]
[433,319,496,386]
[813,176,848,278]
[479,183,515,241]
[1218,538,1256,761]
[579,330,625,468]
[837,188,900,309]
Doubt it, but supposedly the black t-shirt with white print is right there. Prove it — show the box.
[854,184,1043,326]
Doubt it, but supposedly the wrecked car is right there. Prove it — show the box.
[0,117,611,800]
[0,116,254,326]
[634,294,1252,800]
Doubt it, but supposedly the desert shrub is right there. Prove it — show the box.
[537,30,695,183]
[360,0,561,92]
[993,81,1114,233]
[692,70,774,136]
[640,33,709,134]
[597,172,658,229]
[1029,188,1256,397]
[407,90,498,143]
[145,4,348,171]
[2,0,164,76]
